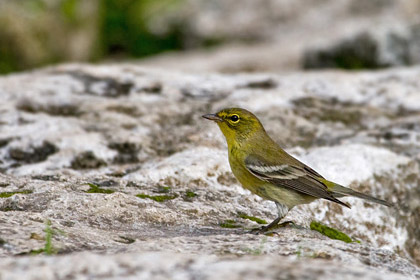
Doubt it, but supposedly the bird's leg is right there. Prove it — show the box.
[249,202,291,234]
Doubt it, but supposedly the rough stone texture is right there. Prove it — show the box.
[0,252,415,280]
[152,0,420,43]
[0,64,420,279]
[139,0,420,72]
[303,22,420,69]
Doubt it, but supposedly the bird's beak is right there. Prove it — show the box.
[202,114,223,122]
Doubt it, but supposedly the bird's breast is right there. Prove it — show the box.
[228,152,264,194]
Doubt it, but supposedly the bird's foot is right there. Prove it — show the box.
[248,220,295,235]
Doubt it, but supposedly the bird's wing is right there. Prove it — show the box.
[244,154,350,208]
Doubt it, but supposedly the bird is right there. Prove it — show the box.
[202,108,392,233]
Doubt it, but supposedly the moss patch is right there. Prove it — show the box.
[237,212,267,224]
[19,220,58,256]
[310,221,353,243]
[29,249,46,255]
[85,183,115,194]
[185,190,197,198]
[219,219,241,228]
[44,220,54,255]
[136,193,177,202]
[0,190,33,198]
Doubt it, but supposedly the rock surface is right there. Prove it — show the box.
[0,64,420,279]
[139,0,420,72]
[303,22,420,69]
[0,251,415,280]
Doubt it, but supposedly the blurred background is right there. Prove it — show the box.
[1,0,420,74]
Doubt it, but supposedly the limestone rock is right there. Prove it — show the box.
[303,23,420,69]
[139,0,420,72]
[0,251,416,280]
[0,64,419,278]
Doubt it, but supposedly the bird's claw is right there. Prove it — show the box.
[248,220,296,235]
[248,227,267,235]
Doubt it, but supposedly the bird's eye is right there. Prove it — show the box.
[230,114,240,123]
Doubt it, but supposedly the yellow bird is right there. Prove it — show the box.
[203,108,391,233]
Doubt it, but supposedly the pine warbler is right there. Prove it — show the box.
[203,108,391,233]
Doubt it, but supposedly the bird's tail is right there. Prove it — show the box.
[321,179,393,207]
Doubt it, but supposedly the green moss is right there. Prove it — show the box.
[310,221,353,243]
[136,193,177,202]
[44,220,53,255]
[219,219,241,228]
[185,190,197,198]
[0,190,33,198]
[30,249,45,255]
[20,220,58,256]
[237,212,267,224]
[85,183,115,194]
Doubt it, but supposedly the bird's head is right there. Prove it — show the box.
[202,108,265,145]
